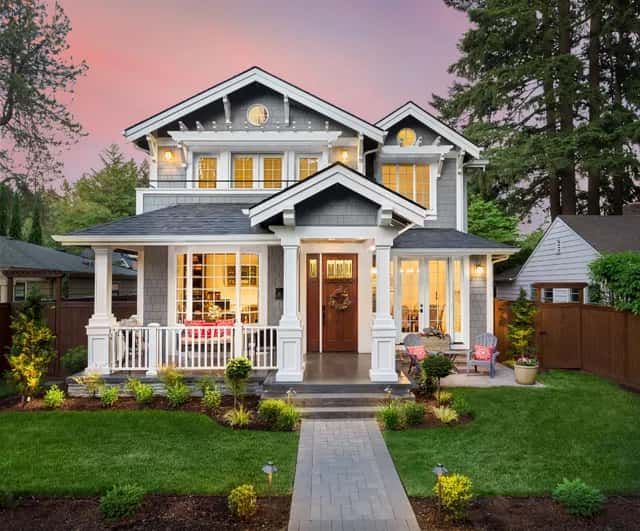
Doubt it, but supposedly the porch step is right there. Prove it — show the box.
[261,391,414,408]
[297,406,381,419]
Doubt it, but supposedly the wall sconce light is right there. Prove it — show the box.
[163,150,174,162]
[475,263,485,276]
[341,150,349,162]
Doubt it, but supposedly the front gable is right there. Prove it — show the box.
[296,185,380,226]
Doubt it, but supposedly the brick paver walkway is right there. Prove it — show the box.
[288,419,420,531]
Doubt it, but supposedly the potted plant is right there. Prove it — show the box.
[508,289,539,384]
[514,355,539,385]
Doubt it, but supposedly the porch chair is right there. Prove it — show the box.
[404,333,427,375]
[466,333,500,378]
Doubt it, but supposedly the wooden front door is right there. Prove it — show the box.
[322,254,358,352]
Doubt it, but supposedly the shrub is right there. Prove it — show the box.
[100,386,119,408]
[451,396,472,417]
[275,404,301,431]
[225,357,252,408]
[589,251,640,315]
[43,384,65,409]
[507,288,538,358]
[376,402,405,430]
[224,405,252,428]
[402,401,425,426]
[258,399,286,426]
[196,376,216,395]
[437,390,453,405]
[202,387,222,411]
[431,406,459,424]
[434,473,473,520]
[73,372,104,398]
[416,369,436,397]
[166,381,191,408]
[158,365,184,387]
[422,355,454,404]
[61,346,87,374]
[552,478,605,517]
[227,484,257,519]
[99,484,145,520]
[5,312,56,402]
[126,378,154,406]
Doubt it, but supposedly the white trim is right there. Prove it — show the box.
[136,248,144,324]
[54,234,279,246]
[124,67,385,143]
[391,247,517,257]
[376,102,482,159]
[486,254,494,333]
[168,130,342,151]
[249,164,426,227]
[380,145,453,157]
[456,151,465,231]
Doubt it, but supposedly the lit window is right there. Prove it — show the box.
[198,157,217,189]
[263,157,282,189]
[396,128,417,147]
[326,259,353,280]
[382,164,430,208]
[233,156,254,188]
[247,104,269,126]
[298,157,319,180]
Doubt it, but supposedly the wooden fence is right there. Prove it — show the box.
[0,298,136,375]
[495,299,640,391]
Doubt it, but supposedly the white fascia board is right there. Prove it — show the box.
[391,247,518,256]
[380,145,454,157]
[53,234,279,247]
[168,130,342,151]
[124,67,385,143]
[248,166,426,226]
[376,102,482,159]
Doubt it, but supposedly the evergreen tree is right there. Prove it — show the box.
[0,185,8,235]
[9,192,21,239]
[28,197,43,245]
[507,289,538,359]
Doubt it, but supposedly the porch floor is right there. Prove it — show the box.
[304,353,411,385]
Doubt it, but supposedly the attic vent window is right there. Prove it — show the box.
[397,127,416,147]
[556,239,561,254]
[247,104,269,126]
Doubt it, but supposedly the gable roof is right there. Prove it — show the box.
[124,66,386,143]
[0,237,135,277]
[247,162,427,227]
[393,228,517,252]
[559,215,640,253]
[376,101,482,159]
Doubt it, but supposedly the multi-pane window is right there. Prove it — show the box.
[382,163,430,208]
[263,157,282,189]
[326,259,353,280]
[175,252,260,324]
[542,288,554,303]
[197,157,217,189]
[233,156,254,188]
[570,287,582,303]
[298,157,319,180]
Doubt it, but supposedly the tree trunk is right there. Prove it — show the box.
[587,0,602,215]
[542,2,561,219]
[611,0,627,215]
[558,0,577,215]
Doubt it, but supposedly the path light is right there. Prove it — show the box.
[286,388,297,405]
[384,386,393,406]
[262,461,278,491]
[432,464,448,521]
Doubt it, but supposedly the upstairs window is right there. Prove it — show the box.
[396,128,416,147]
[197,157,217,189]
[232,154,283,189]
[233,156,254,188]
[247,104,269,126]
[298,156,319,180]
[382,163,431,209]
[263,157,282,189]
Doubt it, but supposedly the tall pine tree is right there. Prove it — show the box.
[28,197,43,245]
[0,185,8,235]
[9,192,22,239]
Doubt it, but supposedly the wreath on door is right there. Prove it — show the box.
[329,286,352,311]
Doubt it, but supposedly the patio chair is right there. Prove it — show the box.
[466,333,500,378]
[404,333,427,375]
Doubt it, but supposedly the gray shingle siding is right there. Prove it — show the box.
[296,186,379,226]
[469,256,487,342]
[143,193,269,212]
[425,158,456,229]
[267,246,283,325]
[144,246,168,325]
[383,116,440,146]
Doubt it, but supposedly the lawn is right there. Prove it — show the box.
[385,371,640,496]
[0,410,299,495]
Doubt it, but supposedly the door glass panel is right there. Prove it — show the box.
[326,259,353,280]
[453,259,462,336]
[263,157,282,189]
[240,254,259,323]
[428,260,448,333]
[400,259,420,333]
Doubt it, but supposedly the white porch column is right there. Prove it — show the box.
[86,247,116,374]
[275,231,303,382]
[370,243,398,382]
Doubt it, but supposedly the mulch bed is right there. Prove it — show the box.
[0,495,290,531]
[0,395,286,431]
[410,495,640,530]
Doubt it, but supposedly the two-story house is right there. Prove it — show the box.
[55,67,515,383]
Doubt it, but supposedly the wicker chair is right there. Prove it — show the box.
[404,333,425,375]
[466,333,500,378]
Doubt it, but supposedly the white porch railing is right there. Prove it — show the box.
[109,324,278,372]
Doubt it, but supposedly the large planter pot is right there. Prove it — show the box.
[514,364,539,385]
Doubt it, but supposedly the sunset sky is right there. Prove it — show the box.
[58,0,469,182]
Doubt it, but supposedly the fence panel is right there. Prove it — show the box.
[537,303,582,369]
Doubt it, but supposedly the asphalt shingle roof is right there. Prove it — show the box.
[559,215,640,253]
[0,237,135,277]
[392,228,516,250]
[68,204,271,236]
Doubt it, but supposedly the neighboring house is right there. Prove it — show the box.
[495,212,640,303]
[54,66,516,383]
[0,236,137,303]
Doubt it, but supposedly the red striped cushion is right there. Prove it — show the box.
[406,345,427,360]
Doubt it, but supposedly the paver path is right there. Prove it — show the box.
[289,419,420,531]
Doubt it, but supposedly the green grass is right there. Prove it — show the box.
[0,410,298,495]
[385,371,640,496]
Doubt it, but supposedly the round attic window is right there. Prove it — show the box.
[247,104,269,126]
[396,127,417,147]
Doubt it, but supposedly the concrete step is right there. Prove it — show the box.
[297,406,380,419]
[261,391,414,408]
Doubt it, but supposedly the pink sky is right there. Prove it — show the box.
[58,0,469,181]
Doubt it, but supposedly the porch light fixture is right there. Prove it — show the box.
[163,150,174,162]
[341,150,349,162]
[262,461,278,491]
[475,264,485,276]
